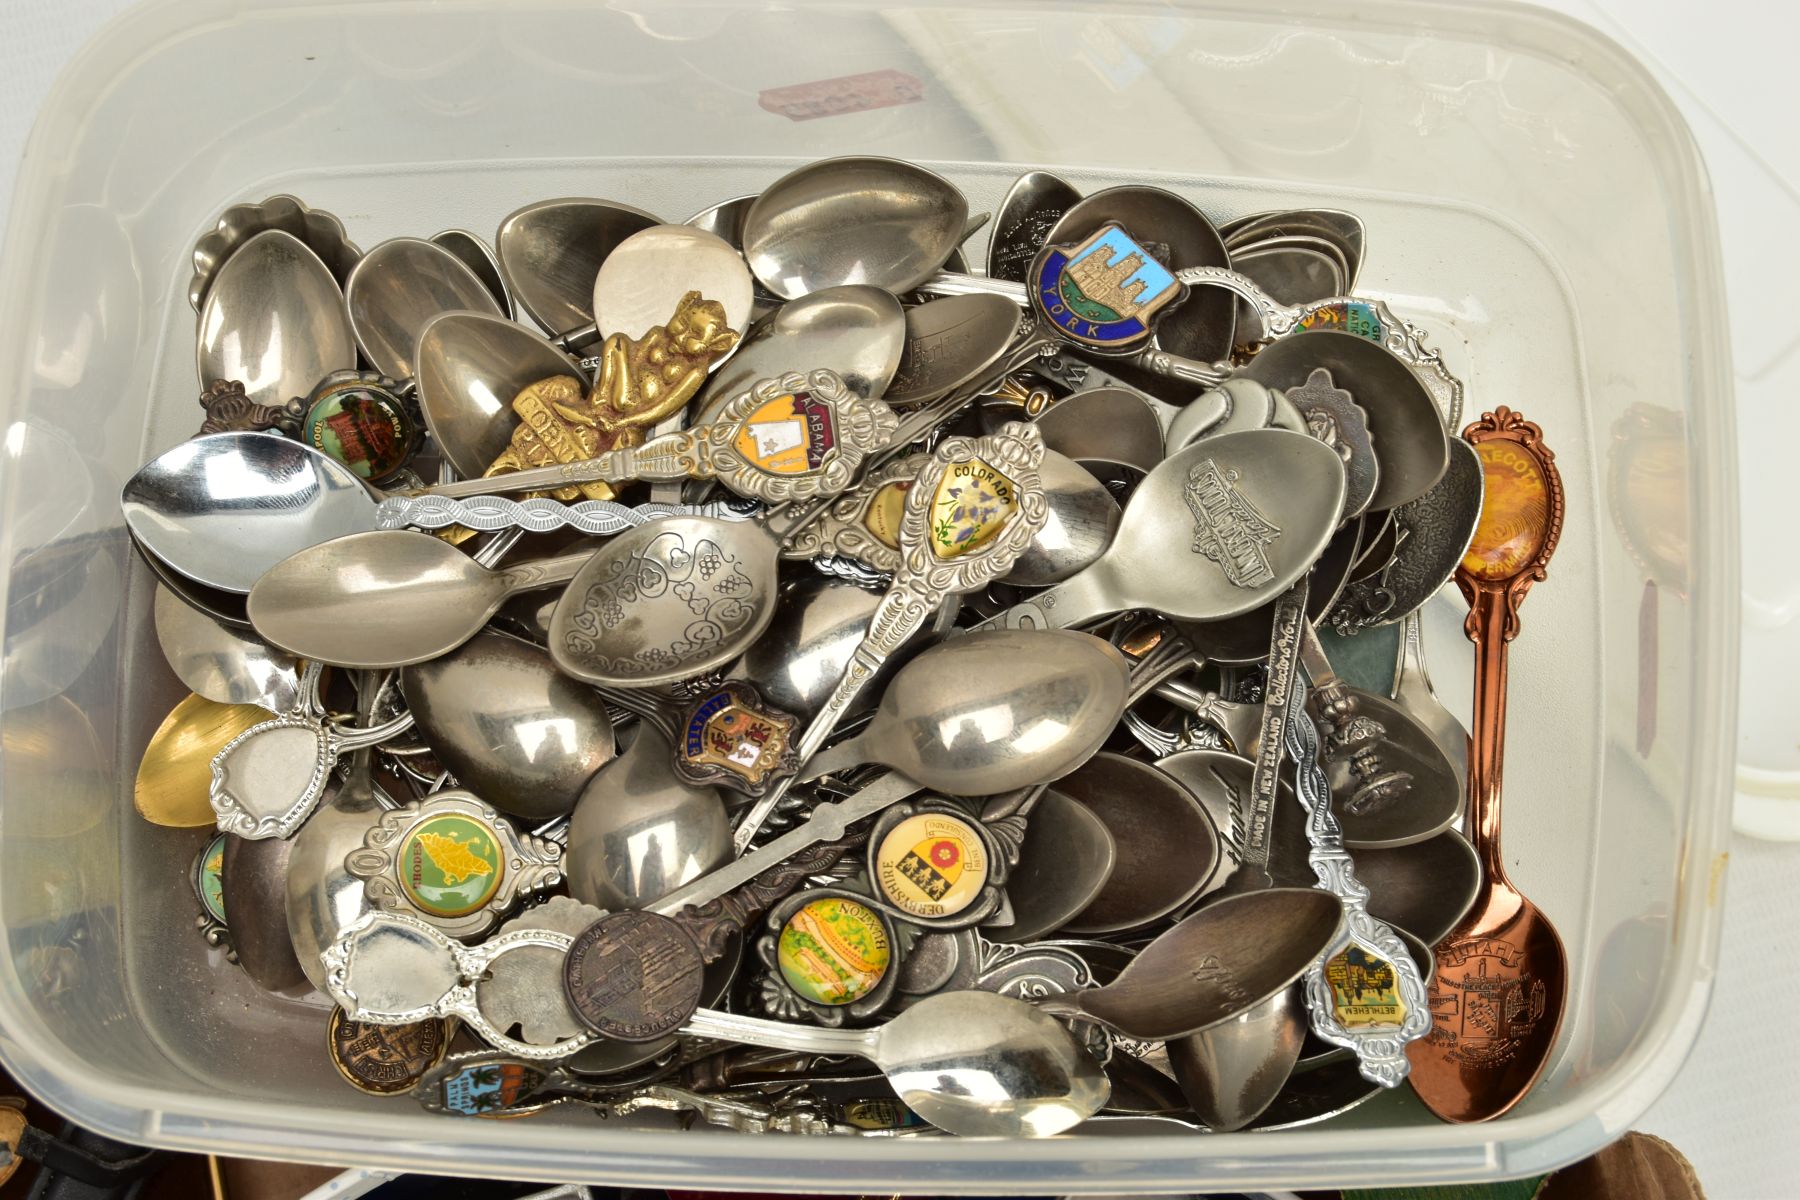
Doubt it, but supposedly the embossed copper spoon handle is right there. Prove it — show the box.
[1404,406,1569,1123]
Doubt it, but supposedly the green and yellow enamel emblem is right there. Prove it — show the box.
[398,813,505,919]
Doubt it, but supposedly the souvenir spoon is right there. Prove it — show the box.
[651,637,1129,916]
[197,229,356,409]
[1034,888,1344,1040]
[742,157,969,299]
[249,531,608,669]
[730,425,1049,847]
[1300,624,1462,849]
[966,428,1347,631]
[344,237,502,380]
[400,629,617,821]
[1221,208,1365,292]
[986,789,1117,944]
[1053,753,1220,935]
[221,831,309,992]
[1167,982,1307,1132]
[679,990,1108,1137]
[1239,329,1449,512]
[562,835,857,1041]
[413,311,582,479]
[1406,407,1569,1122]
[153,585,299,711]
[123,432,731,589]
[693,286,906,424]
[730,578,885,717]
[134,693,273,827]
[496,197,659,344]
[397,369,898,505]
[685,195,756,247]
[429,228,512,317]
[189,193,361,313]
[882,293,1027,407]
[988,170,1082,284]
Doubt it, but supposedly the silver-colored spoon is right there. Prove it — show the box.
[743,156,969,298]
[685,195,756,248]
[400,629,617,821]
[496,197,659,345]
[681,989,1108,1137]
[693,285,905,425]
[343,236,502,380]
[988,170,1082,285]
[414,311,582,479]
[249,530,601,668]
[564,724,731,912]
[197,229,356,410]
[969,429,1347,631]
[221,830,309,993]
[153,584,299,711]
[883,292,1025,408]
[1391,608,1472,801]
[1035,888,1345,1040]
[1350,828,1481,947]
[429,228,513,318]
[123,433,380,595]
[795,629,1131,793]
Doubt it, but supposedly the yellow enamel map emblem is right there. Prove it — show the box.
[928,456,1019,559]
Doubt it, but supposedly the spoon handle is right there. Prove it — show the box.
[1454,408,1565,879]
[420,428,714,500]
[961,565,1113,635]
[495,549,600,596]
[653,771,924,913]
[681,1007,877,1058]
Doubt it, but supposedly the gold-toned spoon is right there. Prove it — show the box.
[134,693,273,827]
[1405,406,1568,1122]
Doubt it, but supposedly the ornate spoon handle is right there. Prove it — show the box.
[1273,589,1432,1087]
[374,495,749,536]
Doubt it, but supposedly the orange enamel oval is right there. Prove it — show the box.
[1463,440,1550,581]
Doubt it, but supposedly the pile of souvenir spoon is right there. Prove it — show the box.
[126,157,1570,1137]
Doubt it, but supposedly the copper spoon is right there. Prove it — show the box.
[1405,406,1569,1122]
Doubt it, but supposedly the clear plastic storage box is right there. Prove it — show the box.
[0,0,1737,1191]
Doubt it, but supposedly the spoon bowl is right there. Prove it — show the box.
[989,170,1082,284]
[682,989,1109,1137]
[401,630,617,821]
[694,285,905,424]
[415,311,583,479]
[1037,887,1345,1040]
[1004,450,1122,588]
[883,293,1024,407]
[1056,753,1220,934]
[497,197,659,339]
[123,432,377,594]
[344,237,502,380]
[986,788,1117,943]
[197,229,356,409]
[743,156,968,299]
[549,516,782,687]
[134,693,273,827]
[221,832,309,992]
[799,629,1131,797]
[730,577,886,718]
[154,585,299,711]
[250,530,590,668]
[564,725,730,911]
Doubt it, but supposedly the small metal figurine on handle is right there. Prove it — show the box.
[1405,406,1570,1122]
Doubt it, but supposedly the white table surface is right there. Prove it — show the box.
[3,1,1796,1196]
